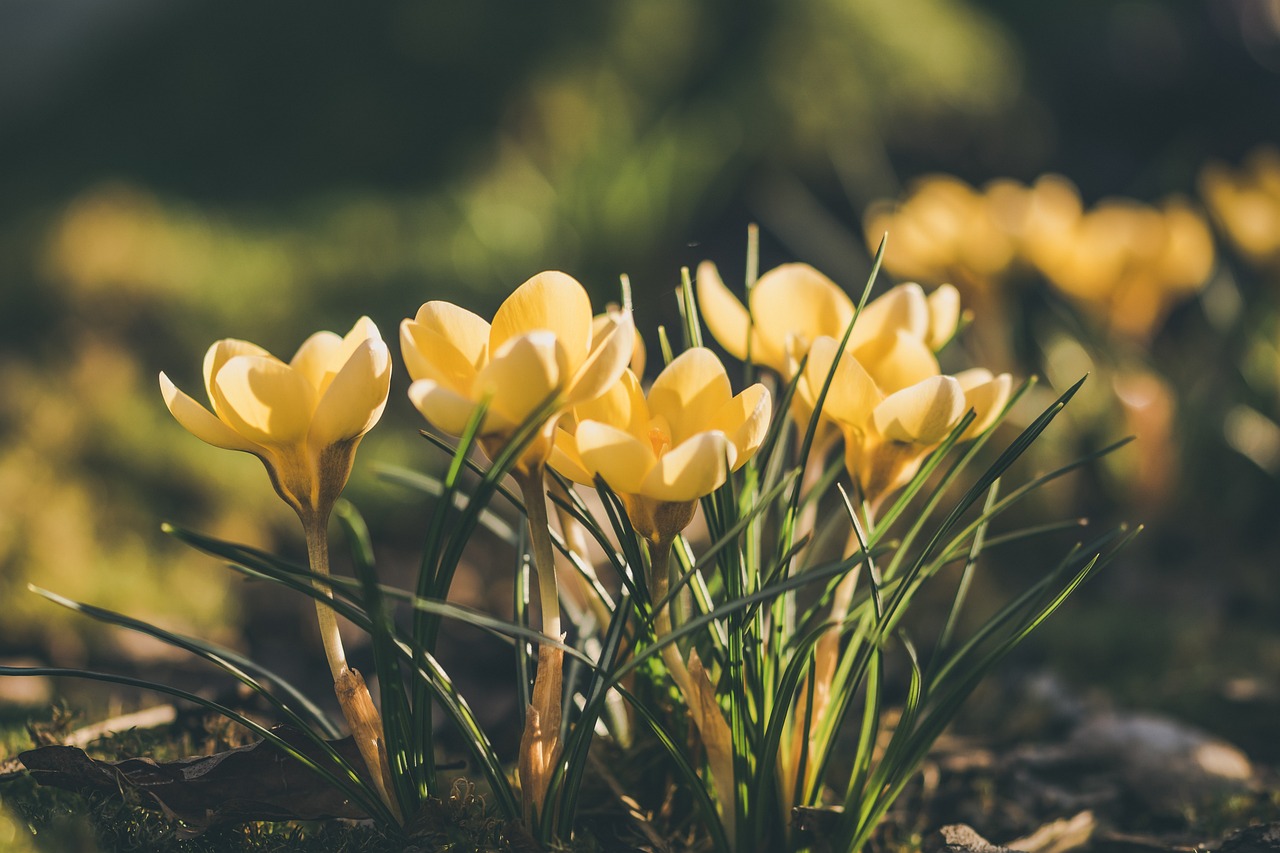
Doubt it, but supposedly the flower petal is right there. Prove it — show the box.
[411,302,490,368]
[646,347,733,445]
[850,283,929,349]
[473,331,564,428]
[572,369,647,434]
[401,316,484,393]
[695,261,755,364]
[211,356,317,446]
[309,338,392,449]
[289,331,344,392]
[566,309,634,406]
[710,384,772,470]
[803,336,882,428]
[575,420,655,495]
[490,271,592,375]
[872,375,966,444]
[749,264,854,368]
[159,372,260,453]
[408,378,491,436]
[203,339,273,406]
[926,284,962,350]
[639,431,734,503]
[956,369,1013,439]
[548,428,596,485]
[854,329,940,394]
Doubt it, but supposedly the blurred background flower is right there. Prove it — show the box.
[2,0,1280,774]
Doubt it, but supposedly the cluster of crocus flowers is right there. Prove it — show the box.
[865,173,1216,344]
[400,271,634,816]
[160,318,398,816]
[1200,145,1280,272]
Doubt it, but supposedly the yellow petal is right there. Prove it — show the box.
[310,338,392,448]
[412,302,490,367]
[203,338,272,405]
[639,431,734,503]
[407,378,491,436]
[926,284,961,350]
[575,420,655,495]
[851,283,929,349]
[210,356,317,446]
[594,309,646,378]
[647,347,733,445]
[749,264,854,368]
[803,336,882,428]
[472,331,564,428]
[566,309,635,406]
[400,316,485,393]
[289,331,344,391]
[573,369,647,434]
[956,370,1013,439]
[872,375,966,444]
[695,261,755,364]
[855,329,940,394]
[710,384,772,470]
[548,428,596,485]
[159,372,260,453]
[490,271,592,375]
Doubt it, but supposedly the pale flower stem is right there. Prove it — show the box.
[517,467,562,639]
[515,467,565,819]
[648,538,695,700]
[302,517,400,822]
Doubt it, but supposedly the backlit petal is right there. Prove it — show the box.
[413,302,490,367]
[749,264,854,366]
[926,284,961,350]
[211,356,317,446]
[566,309,634,406]
[203,339,272,405]
[850,283,929,349]
[872,375,966,444]
[473,331,564,428]
[490,271,592,375]
[573,369,646,434]
[647,347,732,445]
[310,338,392,448]
[710,384,771,470]
[289,331,344,392]
[804,336,882,428]
[695,261,753,363]
[956,370,1013,439]
[639,431,734,503]
[408,379,489,436]
[159,372,260,453]
[401,317,483,393]
[854,329,940,394]
[575,420,655,495]
[548,429,595,485]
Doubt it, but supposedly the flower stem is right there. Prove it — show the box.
[515,466,564,820]
[303,516,400,822]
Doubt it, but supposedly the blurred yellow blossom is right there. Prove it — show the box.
[1200,146,1280,270]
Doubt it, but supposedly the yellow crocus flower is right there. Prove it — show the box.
[401,270,634,472]
[160,317,398,819]
[801,336,1010,509]
[159,316,392,524]
[551,348,771,543]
